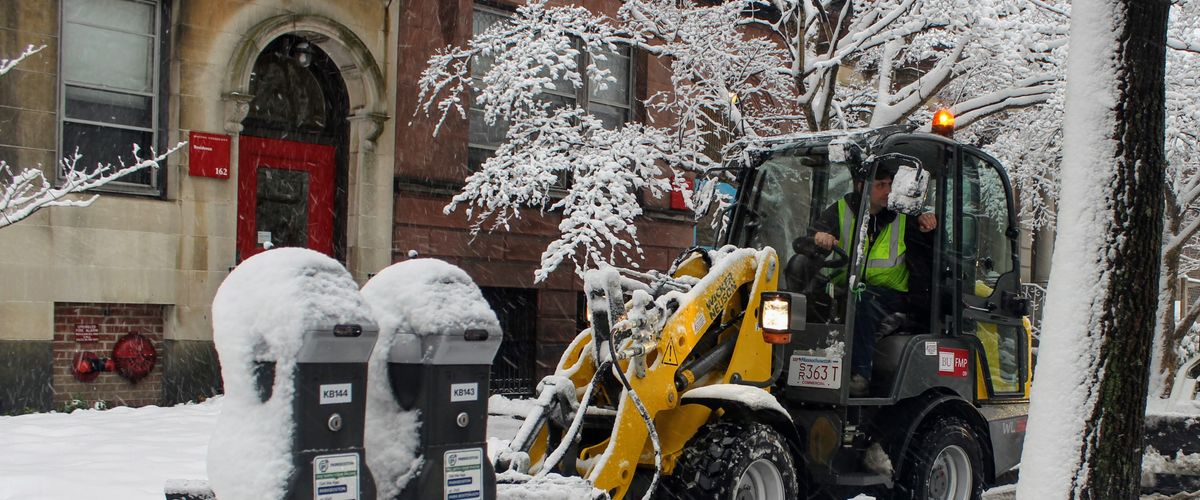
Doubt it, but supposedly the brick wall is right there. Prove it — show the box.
[52,303,166,409]
[393,0,693,386]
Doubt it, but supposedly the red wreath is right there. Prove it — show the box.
[112,333,158,383]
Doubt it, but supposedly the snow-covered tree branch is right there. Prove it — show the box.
[0,46,185,230]
[0,44,41,77]
[420,0,1064,279]
[1,145,183,230]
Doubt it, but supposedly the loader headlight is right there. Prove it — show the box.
[761,292,795,344]
[760,292,806,345]
[762,293,791,332]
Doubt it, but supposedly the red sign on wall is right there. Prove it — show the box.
[189,131,232,179]
[670,178,693,211]
[937,347,970,377]
[74,324,99,343]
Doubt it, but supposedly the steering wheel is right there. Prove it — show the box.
[792,236,848,269]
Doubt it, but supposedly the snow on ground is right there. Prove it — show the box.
[0,395,597,500]
[0,395,1189,499]
[0,400,218,499]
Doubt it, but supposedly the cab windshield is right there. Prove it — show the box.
[737,148,855,290]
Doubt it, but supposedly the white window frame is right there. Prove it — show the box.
[58,0,164,196]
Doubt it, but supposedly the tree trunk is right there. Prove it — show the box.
[1153,201,1182,397]
[1017,0,1170,497]
[1077,0,1171,496]
[1152,237,1180,398]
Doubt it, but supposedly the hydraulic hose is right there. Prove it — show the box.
[733,343,786,388]
[536,361,608,478]
[608,336,662,500]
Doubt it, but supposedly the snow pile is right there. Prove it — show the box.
[361,259,501,498]
[1141,445,1200,488]
[488,393,539,418]
[495,470,603,499]
[208,248,375,500]
[1146,395,1200,417]
[863,442,894,477]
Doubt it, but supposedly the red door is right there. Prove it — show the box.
[237,136,335,261]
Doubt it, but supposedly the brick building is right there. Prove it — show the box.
[0,0,397,412]
[391,0,692,394]
[0,0,690,412]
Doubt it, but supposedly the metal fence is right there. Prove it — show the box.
[1021,282,1048,338]
[481,287,538,397]
[490,338,537,397]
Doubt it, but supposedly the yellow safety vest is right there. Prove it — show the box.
[834,199,909,292]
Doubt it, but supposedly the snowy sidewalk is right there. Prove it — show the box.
[0,397,597,500]
[0,396,1182,499]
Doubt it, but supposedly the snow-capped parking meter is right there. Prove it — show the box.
[361,259,502,500]
[208,248,378,500]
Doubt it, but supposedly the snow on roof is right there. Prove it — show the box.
[207,248,375,500]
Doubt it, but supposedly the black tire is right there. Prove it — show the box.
[896,416,985,500]
[659,420,799,500]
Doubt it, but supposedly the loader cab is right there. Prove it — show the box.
[724,129,1031,404]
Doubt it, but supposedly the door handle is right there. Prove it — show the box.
[965,302,994,313]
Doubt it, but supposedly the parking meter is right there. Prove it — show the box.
[285,323,379,499]
[208,248,378,500]
[362,259,502,500]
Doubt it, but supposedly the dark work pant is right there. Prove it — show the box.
[852,285,906,379]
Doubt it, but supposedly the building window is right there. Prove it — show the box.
[468,5,635,173]
[60,0,164,193]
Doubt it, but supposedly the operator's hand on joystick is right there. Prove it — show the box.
[814,231,837,250]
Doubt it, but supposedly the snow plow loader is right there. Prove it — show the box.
[495,120,1034,500]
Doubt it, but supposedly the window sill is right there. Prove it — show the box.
[84,182,166,200]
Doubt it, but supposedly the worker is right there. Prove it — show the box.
[813,158,937,396]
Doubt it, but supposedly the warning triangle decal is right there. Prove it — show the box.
[664,342,680,366]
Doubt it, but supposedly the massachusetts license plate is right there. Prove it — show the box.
[787,353,843,389]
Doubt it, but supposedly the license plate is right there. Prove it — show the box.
[787,353,843,389]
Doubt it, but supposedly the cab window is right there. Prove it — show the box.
[962,154,1014,288]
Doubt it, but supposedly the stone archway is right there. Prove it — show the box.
[220,14,391,280]
[222,14,387,137]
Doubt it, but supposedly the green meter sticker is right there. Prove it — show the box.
[313,452,360,500]
[444,448,483,500]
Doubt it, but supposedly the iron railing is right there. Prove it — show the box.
[1021,282,1048,338]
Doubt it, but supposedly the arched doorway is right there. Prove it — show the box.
[235,34,349,262]
[223,14,390,280]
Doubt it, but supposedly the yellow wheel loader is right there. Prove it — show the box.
[495,121,1034,500]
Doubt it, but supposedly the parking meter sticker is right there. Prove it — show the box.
[312,452,359,500]
[444,448,483,500]
[320,383,352,405]
[450,382,478,402]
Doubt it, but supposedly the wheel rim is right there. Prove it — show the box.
[927,444,972,500]
[733,458,785,500]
